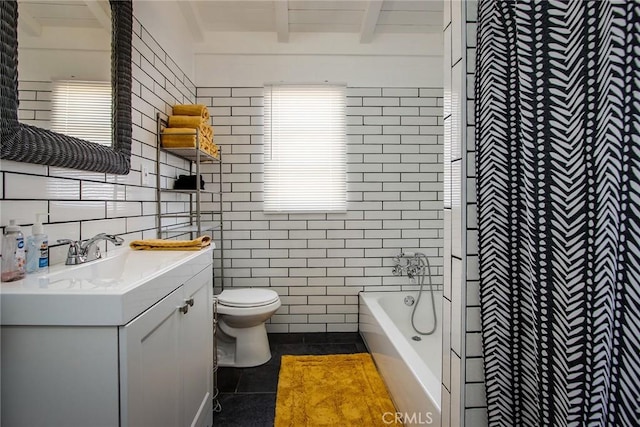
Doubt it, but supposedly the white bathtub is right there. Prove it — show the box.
[359,291,442,427]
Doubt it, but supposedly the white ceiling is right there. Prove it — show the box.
[18,0,443,44]
[17,0,111,36]
[192,1,442,41]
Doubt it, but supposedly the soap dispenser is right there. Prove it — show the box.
[26,213,49,273]
[1,220,26,282]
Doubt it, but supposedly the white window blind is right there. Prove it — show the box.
[51,80,112,146]
[263,84,346,212]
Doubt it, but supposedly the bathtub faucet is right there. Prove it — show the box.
[391,249,439,336]
[406,264,419,279]
[392,265,403,276]
[392,249,425,278]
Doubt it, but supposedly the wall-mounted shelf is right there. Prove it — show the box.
[155,112,224,285]
[162,146,219,163]
[156,112,222,233]
[160,189,222,195]
[161,222,221,235]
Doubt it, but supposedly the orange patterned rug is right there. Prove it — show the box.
[274,353,402,426]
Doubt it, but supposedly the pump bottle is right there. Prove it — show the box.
[26,213,49,273]
[1,220,26,282]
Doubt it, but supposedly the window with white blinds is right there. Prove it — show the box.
[51,80,112,146]
[263,84,347,212]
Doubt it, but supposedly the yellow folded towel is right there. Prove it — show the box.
[162,127,196,136]
[207,142,220,158]
[168,115,205,129]
[161,128,197,147]
[167,116,211,138]
[129,235,212,251]
[172,104,210,121]
[201,142,217,157]
[161,126,213,148]
[200,125,213,140]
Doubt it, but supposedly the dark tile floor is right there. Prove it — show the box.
[213,332,368,427]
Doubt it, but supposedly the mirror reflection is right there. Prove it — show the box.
[0,0,132,174]
[17,0,112,146]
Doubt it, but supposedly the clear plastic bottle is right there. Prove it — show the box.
[1,220,26,282]
[26,213,49,273]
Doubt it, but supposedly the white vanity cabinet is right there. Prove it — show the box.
[120,266,213,427]
[0,247,214,427]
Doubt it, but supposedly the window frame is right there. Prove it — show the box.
[263,84,347,214]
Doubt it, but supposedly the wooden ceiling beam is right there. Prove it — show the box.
[177,0,205,43]
[275,1,289,43]
[18,7,42,37]
[83,1,111,30]
[359,0,383,43]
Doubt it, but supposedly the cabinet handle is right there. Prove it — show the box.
[179,303,189,314]
[185,297,195,307]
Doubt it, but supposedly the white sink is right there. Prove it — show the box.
[1,245,214,326]
[37,248,190,290]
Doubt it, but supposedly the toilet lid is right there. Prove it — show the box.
[217,288,280,308]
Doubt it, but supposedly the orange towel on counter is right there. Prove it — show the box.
[172,104,209,121]
[129,235,211,251]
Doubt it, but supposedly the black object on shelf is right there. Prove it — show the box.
[174,174,205,190]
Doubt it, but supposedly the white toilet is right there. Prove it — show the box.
[215,288,281,367]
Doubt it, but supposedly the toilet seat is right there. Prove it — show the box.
[217,288,280,308]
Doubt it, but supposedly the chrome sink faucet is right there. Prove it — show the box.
[57,233,124,265]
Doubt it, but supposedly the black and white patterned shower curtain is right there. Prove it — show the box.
[475,0,640,426]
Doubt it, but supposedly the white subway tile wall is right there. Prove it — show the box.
[443,0,487,426]
[197,86,443,333]
[17,81,51,129]
[7,15,446,346]
[3,17,197,265]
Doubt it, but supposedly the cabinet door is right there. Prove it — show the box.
[1,326,119,427]
[181,267,213,427]
[120,287,183,427]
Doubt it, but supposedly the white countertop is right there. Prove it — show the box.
[1,245,213,326]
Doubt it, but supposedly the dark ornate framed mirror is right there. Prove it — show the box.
[0,0,132,175]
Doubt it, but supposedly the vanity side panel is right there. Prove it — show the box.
[1,326,119,427]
